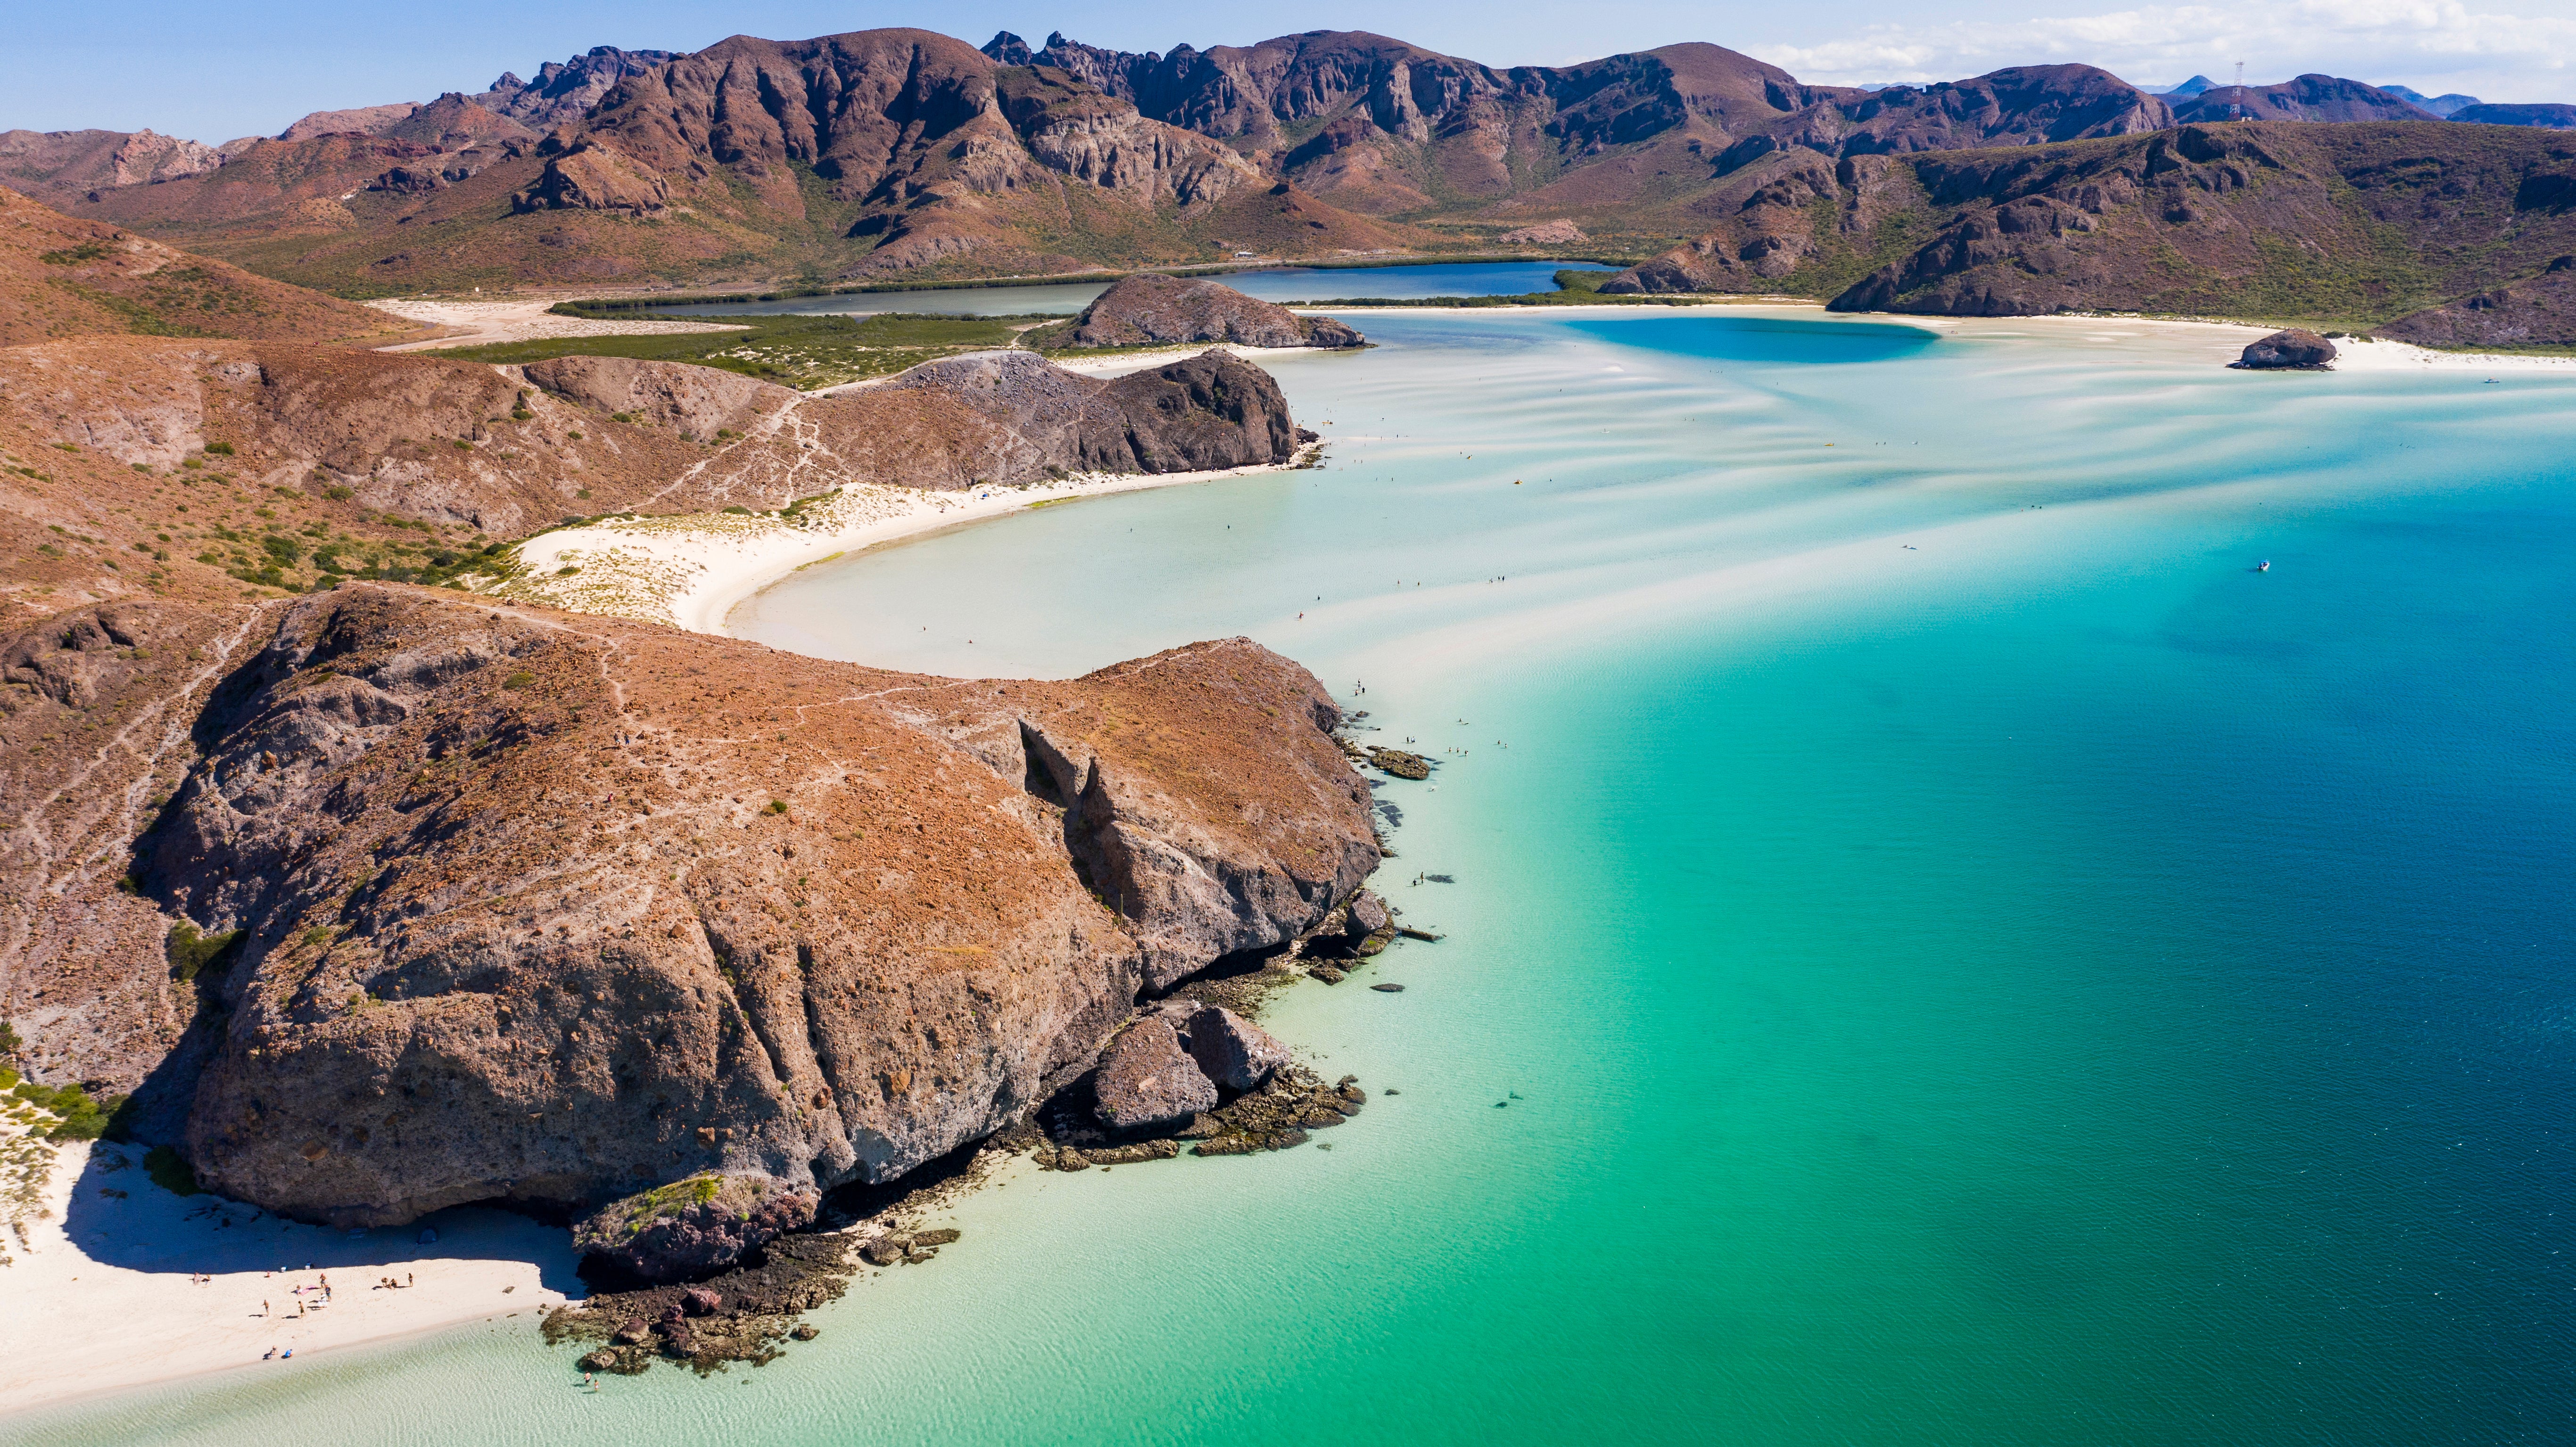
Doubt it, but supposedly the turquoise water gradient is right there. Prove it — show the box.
[15,313,2573,1444]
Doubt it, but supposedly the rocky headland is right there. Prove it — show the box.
[0,280,1417,1376]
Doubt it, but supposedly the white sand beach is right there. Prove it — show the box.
[0,1140,582,1412]
[502,448,1319,636]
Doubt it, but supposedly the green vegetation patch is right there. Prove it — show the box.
[166,923,243,985]
[10,1079,125,1140]
[144,1145,200,1196]
[618,1172,725,1234]
[430,312,1050,390]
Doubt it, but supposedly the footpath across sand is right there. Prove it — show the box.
[0,1140,582,1412]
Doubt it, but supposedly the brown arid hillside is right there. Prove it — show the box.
[1600,121,2576,327]
[0,128,224,207]
[2380,255,2576,346]
[0,336,1297,628]
[2169,75,2435,124]
[0,185,413,346]
[0,325,1371,1250]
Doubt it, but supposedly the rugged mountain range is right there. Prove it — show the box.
[1602,119,2576,330]
[8,25,2576,326]
[471,46,682,132]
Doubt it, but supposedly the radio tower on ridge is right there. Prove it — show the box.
[2233,61,2246,120]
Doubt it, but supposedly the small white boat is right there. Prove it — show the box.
[2257,559,2271,572]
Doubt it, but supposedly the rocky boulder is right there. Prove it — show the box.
[1061,274,1365,351]
[521,354,795,439]
[807,349,1299,488]
[571,1172,818,1283]
[2234,329,2337,370]
[1092,1018,1218,1129]
[1176,1005,1291,1092]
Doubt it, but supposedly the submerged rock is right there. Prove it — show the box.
[1092,1018,1219,1130]
[1365,747,1432,780]
[2234,329,2337,370]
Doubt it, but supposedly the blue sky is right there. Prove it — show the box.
[9,1,2573,142]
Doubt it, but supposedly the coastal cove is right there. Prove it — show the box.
[12,308,2576,1443]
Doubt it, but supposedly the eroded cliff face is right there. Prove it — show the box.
[136,586,1376,1226]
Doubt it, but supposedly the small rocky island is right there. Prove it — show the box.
[2233,328,2339,370]
[1032,272,1366,352]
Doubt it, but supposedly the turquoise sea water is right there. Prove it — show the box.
[16,312,2574,1445]
[656,260,1604,316]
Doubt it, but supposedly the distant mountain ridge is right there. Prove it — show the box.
[9,24,2576,332]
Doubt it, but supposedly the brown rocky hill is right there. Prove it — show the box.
[1601,121,2576,326]
[2450,103,2576,130]
[0,337,1297,612]
[274,103,424,144]
[2169,76,2435,124]
[1039,272,1367,349]
[0,185,410,346]
[0,584,1376,1230]
[132,586,1375,1223]
[2380,256,2576,346]
[470,47,683,132]
[0,128,225,207]
[988,32,2170,232]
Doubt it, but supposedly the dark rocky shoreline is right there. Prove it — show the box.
[540,717,1427,1377]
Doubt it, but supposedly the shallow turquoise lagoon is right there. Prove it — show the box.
[18,312,2573,1445]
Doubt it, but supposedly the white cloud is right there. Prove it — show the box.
[1759,1,2576,102]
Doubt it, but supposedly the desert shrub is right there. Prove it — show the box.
[203,441,234,456]
[502,670,535,690]
[323,485,354,501]
[166,923,242,984]
[767,800,789,815]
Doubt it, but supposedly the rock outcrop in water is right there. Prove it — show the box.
[571,1171,820,1283]
[1051,274,1365,351]
[2234,329,2338,369]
